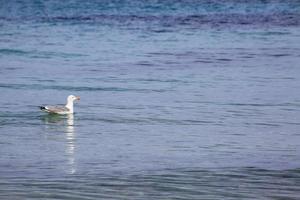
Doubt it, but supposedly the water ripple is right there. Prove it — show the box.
[0,167,299,199]
[0,83,170,93]
[1,13,300,28]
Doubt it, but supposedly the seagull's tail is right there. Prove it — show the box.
[40,106,47,111]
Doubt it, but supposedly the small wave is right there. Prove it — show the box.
[0,48,29,55]
[1,13,300,28]
[0,83,170,93]
[80,115,217,125]
[225,102,300,107]
[46,13,300,28]
[0,48,86,59]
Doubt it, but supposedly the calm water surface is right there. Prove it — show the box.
[0,0,300,199]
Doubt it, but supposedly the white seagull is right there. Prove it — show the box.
[40,95,80,114]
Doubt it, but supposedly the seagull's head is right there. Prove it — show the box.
[68,95,80,102]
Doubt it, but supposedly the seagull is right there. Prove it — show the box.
[40,95,80,114]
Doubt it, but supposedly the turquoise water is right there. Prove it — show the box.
[1,1,300,199]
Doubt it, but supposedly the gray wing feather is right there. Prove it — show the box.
[45,105,69,113]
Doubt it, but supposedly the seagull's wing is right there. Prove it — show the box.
[40,105,70,114]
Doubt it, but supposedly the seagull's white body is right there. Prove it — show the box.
[40,95,80,114]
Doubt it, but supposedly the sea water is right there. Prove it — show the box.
[0,0,300,199]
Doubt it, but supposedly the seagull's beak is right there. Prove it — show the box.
[76,96,80,101]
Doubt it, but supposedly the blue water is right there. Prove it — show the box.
[1,0,300,199]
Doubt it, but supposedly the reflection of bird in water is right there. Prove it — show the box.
[42,114,77,174]
[42,113,67,125]
[65,114,76,174]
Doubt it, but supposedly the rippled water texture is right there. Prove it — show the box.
[1,0,300,199]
